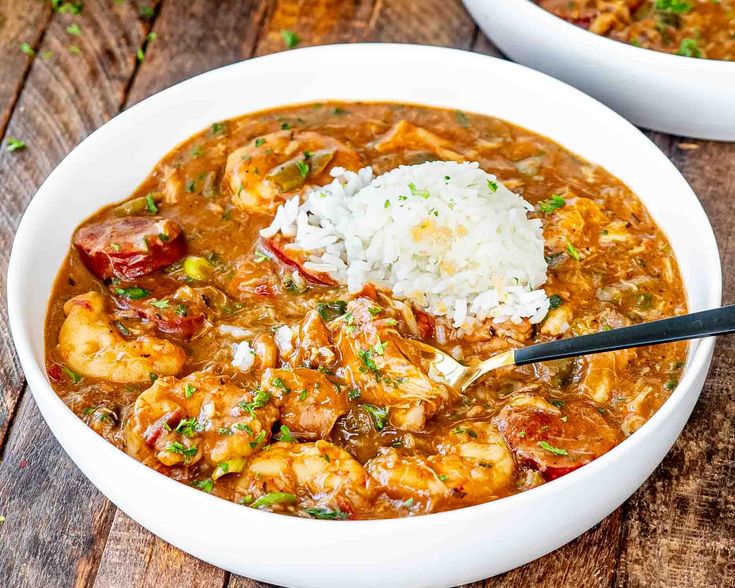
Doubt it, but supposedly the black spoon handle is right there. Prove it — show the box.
[514,304,734,366]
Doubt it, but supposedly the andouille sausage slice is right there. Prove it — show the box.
[74,216,186,280]
[494,398,621,481]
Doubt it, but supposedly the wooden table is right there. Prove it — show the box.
[0,1,732,586]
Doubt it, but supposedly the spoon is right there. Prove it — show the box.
[410,305,735,392]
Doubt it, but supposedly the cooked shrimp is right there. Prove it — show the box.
[126,371,279,472]
[236,440,371,516]
[58,292,186,384]
[366,422,514,513]
[225,130,362,213]
[332,298,454,431]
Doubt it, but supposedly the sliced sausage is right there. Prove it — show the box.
[74,216,186,280]
[262,236,337,286]
[494,398,621,481]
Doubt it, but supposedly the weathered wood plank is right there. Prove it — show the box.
[92,511,228,588]
[366,0,476,46]
[0,1,158,586]
[0,0,52,137]
[0,393,116,586]
[615,141,735,588]
[254,0,377,56]
[93,2,274,586]
[125,0,269,106]
[0,0,151,448]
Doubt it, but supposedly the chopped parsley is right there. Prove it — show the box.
[192,478,213,493]
[239,389,271,415]
[317,300,347,321]
[677,38,701,58]
[20,42,35,56]
[271,377,291,394]
[451,426,478,438]
[276,424,295,442]
[487,179,498,192]
[280,29,299,49]
[537,194,566,213]
[66,23,81,36]
[234,422,254,436]
[548,294,563,309]
[655,0,692,14]
[361,404,388,431]
[296,160,309,177]
[372,338,388,356]
[175,418,200,438]
[184,384,197,399]
[254,137,265,147]
[538,441,568,456]
[408,182,430,199]
[175,304,187,316]
[348,388,361,401]
[249,430,266,449]
[664,378,678,391]
[150,299,169,309]
[166,441,197,459]
[6,137,26,152]
[217,427,233,436]
[304,507,348,520]
[211,122,225,135]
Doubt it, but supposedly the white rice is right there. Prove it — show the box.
[261,161,549,327]
[274,325,295,356]
[231,341,256,372]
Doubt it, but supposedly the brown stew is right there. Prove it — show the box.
[537,0,735,60]
[44,102,687,520]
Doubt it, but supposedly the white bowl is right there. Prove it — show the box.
[8,44,721,587]
[464,0,735,141]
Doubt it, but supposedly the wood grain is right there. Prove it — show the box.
[0,0,52,137]
[0,393,115,586]
[125,0,268,106]
[0,0,151,448]
[93,511,228,588]
[0,1,732,587]
[614,141,735,588]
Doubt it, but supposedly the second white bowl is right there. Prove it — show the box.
[465,0,735,141]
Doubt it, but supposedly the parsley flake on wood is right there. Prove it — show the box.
[20,42,35,56]
[6,137,26,152]
[280,29,300,49]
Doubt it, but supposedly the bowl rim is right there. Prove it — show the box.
[501,0,735,69]
[7,42,722,531]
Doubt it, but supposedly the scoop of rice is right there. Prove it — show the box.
[261,161,549,327]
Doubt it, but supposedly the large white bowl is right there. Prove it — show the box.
[8,44,721,587]
[464,0,735,141]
